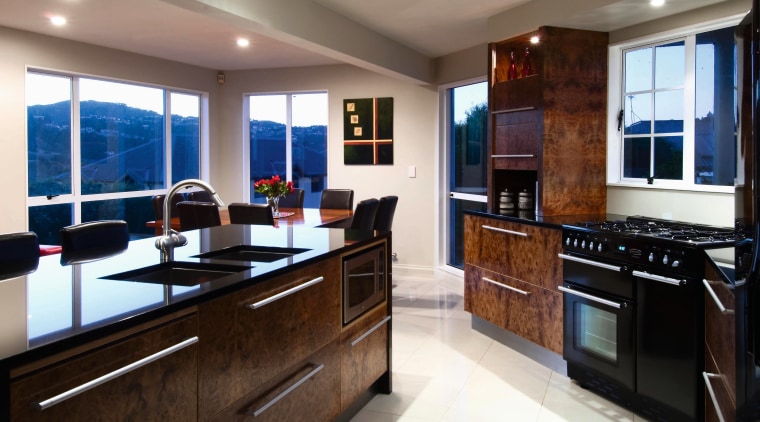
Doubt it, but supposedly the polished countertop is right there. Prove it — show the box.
[464,209,628,229]
[0,224,385,367]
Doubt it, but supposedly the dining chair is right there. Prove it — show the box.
[177,201,222,231]
[0,231,40,279]
[278,188,304,208]
[151,193,186,221]
[373,195,398,232]
[188,190,214,203]
[319,189,354,210]
[349,198,380,231]
[60,220,130,265]
[227,203,275,226]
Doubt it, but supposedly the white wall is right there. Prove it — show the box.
[0,26,220,235]
[219,65,439,268]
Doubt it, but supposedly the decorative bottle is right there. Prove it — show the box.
[521,47,533,78]
[507,50,518,80]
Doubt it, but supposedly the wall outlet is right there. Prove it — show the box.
[408,165,416,178]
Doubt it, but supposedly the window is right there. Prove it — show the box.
[247,92,328,207]
[610,19,738,190]
[26,72,202,244]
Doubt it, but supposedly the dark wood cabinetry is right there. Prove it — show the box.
[703,261,736,421]
[10,310,199,422]
[488,26,608,216]
[341,305,391,411]
[463,213,563,354]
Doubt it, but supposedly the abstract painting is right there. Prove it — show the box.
[343,97,393,165]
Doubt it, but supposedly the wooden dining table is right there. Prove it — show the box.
[146,207,353,236]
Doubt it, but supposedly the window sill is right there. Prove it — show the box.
[607,181,733,195]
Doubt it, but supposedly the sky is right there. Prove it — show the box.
[453,81,487,124]
[249,92,328,127]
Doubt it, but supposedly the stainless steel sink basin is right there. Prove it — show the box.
[100,261,252,286]
[192,245,311,263]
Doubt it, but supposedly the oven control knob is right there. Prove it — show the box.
[566,237,571,246]
[662,255,670,265]
[597,242,605,252]
[588,241,594,251]
[573,239,578,248]
[671,260,680,268]
[581,240,587,249]
[648,252,655,263]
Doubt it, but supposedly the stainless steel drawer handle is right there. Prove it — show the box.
[36,336,199,410]
[483,277,529,295]
[703,279,735,315]
[558,285,624,309]
[350,316,392,347]
[492,106,536,114]
[248,363,325,417]
[491,154,536,158]
[558,253,622,272]
[248,276,324,310]
[632,270,685,286]
[482,225,528,237]
[702,372,726,422]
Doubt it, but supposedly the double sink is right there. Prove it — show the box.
[101,245,311,286]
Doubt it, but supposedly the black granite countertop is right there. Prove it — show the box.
[464,210,629,230]
[0,224,385,367]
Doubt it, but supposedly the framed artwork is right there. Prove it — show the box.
[343,97,393,165]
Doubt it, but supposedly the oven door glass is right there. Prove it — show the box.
[562,283,635,391]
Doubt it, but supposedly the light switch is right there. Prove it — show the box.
[408,165,416,178]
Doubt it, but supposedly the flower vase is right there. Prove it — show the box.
[268,196,280,217]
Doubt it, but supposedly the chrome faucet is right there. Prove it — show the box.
[155,179,225,262]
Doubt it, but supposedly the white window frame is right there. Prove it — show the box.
[607,14,743,193]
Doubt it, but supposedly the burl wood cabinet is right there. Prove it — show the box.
[703,261,736,422]
[488,26,608,216]
[463,213,563,354]
[9,310,199,422]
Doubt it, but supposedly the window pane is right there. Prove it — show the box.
[250,95,286,201]
[625,47,652,92]
[29,203,73,245]
[623,138,651,178]
[655,41,685,89]
[654,136,683,180]
[695,27,736,186]
[171,93,200,184]
[27,73,72,198]
[292,93,328,208]
[81,197,155,238]
[79,79,164,194]
[654,89,684,133]
[624,93,652,135]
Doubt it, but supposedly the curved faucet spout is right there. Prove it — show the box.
[155,179,225,262]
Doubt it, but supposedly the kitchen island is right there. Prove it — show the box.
[0,223,391,421]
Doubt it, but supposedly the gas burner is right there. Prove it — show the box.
[569,216,736,246]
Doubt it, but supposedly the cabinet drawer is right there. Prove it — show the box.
[198,258,341,420]
[464,265,562,354]
[703,264,736,402]
[705,344,736,422]
[492,110,540,171]
[464,215,562,290]
[210,341,341,422]
[11,313,198,421]
[340,305,390,410]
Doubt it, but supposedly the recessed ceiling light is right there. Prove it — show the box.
[237,38,250,47]
[530,36,540,44]
[50,16,67,26]
[650,0,665,6]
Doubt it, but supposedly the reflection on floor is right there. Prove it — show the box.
[351,268,647,422]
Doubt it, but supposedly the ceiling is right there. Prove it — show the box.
[0,0,734,75]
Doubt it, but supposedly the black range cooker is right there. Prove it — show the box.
[559,216,736,422]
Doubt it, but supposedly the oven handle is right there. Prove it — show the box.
[557,285,625,309]
[557,253,622,272]
[632,270,685,286]
[702,279,735,315]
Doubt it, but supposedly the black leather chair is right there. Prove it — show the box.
[278,188,304,208]
[373,196,398,232]
[349,198,380,231]
[0,231,40,279]
[60,220,130,265]
[151,193,185,221]
[228,203,275,226]
[188,190,213,203]
[177,201,222,231]
[319,189,354,210]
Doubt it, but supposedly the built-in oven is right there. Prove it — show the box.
[559,253,636,404]
[342,242,386,325]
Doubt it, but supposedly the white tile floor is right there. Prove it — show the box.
[351,268,648,422]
